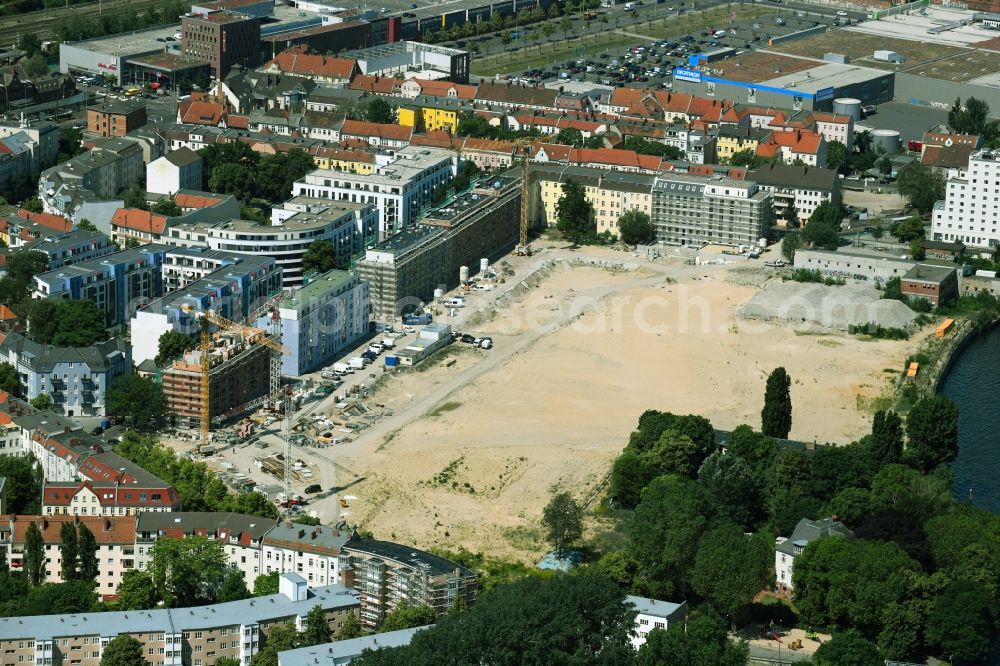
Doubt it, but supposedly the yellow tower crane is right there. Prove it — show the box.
[515,141,532,256]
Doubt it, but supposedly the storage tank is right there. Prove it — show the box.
[871,128,901,155]
[459,266,470,283]
[833,97,861,121]
[433,288,444,300]
[480,258,489,273]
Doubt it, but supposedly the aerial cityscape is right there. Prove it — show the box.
[0,0,996,662]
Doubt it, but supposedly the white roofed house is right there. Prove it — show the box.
[626,595,688,648]
[146,147,203,197]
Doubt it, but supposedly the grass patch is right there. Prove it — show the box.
[429,400,462,417]
[470,6,751,76]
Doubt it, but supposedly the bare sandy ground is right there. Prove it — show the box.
[330,259,921,561]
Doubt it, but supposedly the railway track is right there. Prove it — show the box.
[0,0,163,48]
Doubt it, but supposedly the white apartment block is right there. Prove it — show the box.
[626,595,688,648]
[260,522,347,587]
[932,149,1000,249]
[292,145,456,238]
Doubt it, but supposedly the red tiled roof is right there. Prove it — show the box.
[16,209,71,232]
[111,208,168,235]
[921,131,980,147]
[414,78,477,100]
[43,480,181,508]
[4,515,136,545]
[227,114,249,129]
[173,192,224,209]
[410,131,457,149]
[340,119,412,142]
[349,74,399,95]
[0,305,16,321]
[264,47,357,79]
[461,137,517,154]
[757,129,823,155]
[179,99,225,126]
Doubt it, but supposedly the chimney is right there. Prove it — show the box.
[298,528,306,538]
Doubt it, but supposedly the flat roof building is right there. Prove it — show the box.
[278,627,427,666]
[651,173,772,247]
[182,10,262,78]
[87,100,148,138]
[59,25,186,81]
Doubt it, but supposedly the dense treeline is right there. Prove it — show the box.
[56,0,188,43]
[116,432,279,519]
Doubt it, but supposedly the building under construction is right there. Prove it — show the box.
[357,175,521,321]
[161,328,271,429]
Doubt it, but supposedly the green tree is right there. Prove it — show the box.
[761,367,792,439]
[253,571,281,596]
[729,148,764,168]
[22,53,49,79]
[781,230,801,263]
[802,202,842,250]
[380,601,436,632]
[0,454,42,512]
[698,452,764,530]
[0,362,22,397]
[150,197,182,216]
[336,613,365,639]
[890,216,925,243]
[155,330,195,366]
[21,580,96,615]
[215,659,241,666]
[609,451,658,509]
[813,629,880,666]
[617,209,654,245]
[555,179,594,245]
[642,429,701,479]
[926,580,996,664]
[825,139,850,174]
[554,127,584,147]
[301,604,333,645]
[21,197,44,213]
[77,524,98,582]
[896,161,945,214]
[541,492,583,557]
[351,573,635,666]
[868,410,903,469]
[198,142,259,188]
[783,202,800,227]
[251,621,300,666]
[24,521,45,585]
[30,393,53,411]
[59,521,79,581]
[905,395,959,472]
[116,570,157,610]
[456,111,495,138]
[27,298,107,347]
[623,136,684,159]
[878,156,893,177]
[99,635,146,666]
[691,522,772,621]
[19,32,42,56]
[209,163,254,200]
[301,239,337,274]
[217,569,250,603]
[948,96,999,142]
[909,238,926,261]
[105,374,165,430]
[364,98,396,124]
[149,536,227,607]
[726,425,779,479]
[636,612,747,666]
[58,126,85,161]
[628,475,706,597]
[122,185,148,211]
[255,149,316,203]
[77,219,98,232]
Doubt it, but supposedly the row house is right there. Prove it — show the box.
[260,47,359,86]
[399,78,476,101]
[756,129,826,167]
[475,80,558,111]
[339,120,412,149]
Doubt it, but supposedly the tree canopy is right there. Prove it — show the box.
[904,396,959,472]
[555,180,595,245]
[896,161,945,214]
[301,239,338,274]
[25,298,108,347]
[148,536,228,607]
[105,374,166,431]
[761,367,792,439]
[541,492,584,556]
[155,330,196,366]
[100,635,146,666]
[617,209,654,245]
[948,96,999,143]
[801,203,841,250]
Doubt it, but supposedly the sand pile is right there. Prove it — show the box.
[737,282,917,332]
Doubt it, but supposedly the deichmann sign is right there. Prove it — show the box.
[815,86,834,102]
[673,67,702,83]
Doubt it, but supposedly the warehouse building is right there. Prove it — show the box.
[58,25,185,80]
[343,41,470,84]
[357,175,520,321]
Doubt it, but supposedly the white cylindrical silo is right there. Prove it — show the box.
[480,258,489,273]
[871,129,901,155]
[459,266,470,283]
[434,288,444,300]
[833,97,861,121]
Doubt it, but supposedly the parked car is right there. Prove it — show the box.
[304,484,322,493]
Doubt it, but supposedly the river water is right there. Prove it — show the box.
[938,327,1000,514]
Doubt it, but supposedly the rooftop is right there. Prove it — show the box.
[625,595,686,618]
[277,627,427,666]
[68,25,184,57]
[775,517,854,556]
[136,511,275,540]
[344,537,474,578]
[126,52,210,72]
[184,10,259,24]
[281,270,358,312]
[761,62,890,95]
[33,244,171,286]
[903,263,957,284]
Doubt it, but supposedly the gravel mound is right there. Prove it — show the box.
[738,282,917,332]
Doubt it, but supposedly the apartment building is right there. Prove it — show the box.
[651,173,772,247]
[130,254,281,366]
[749,163,841,227]
[533,164,654,237]
[357,176,520,320]
[264,269,369,377]
[41,448,180,517]
[134,512,273,583]
[87,100,148,138]
[161,328,272,428]
[2,209,73,247]
[0,122,59,174]
[159,201,374,287]
[277,627,425,666]
[20,229,116,270]
[339,538,477,629]
[931,149,1000,249]
[627,596,688,649]
[0,333,131,417]
[32,244,170,329]
[39,138,145,220]
[182,10,262,78]
[261,522,350,587]
[0,573,360,666]
[293,146,456,238]
[755,129,826,167]
[110,191,240,246]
